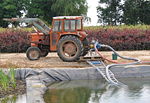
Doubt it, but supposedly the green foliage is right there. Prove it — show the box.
[0,0,25,27]
[84,25,150,30]
[25,0,56,24]
[51,0,88,16]
[0,25,150,53]
[0,70,9,90]
[123,0,150,25]
[123,0,139,25]
[0,69,16,90]
[97,0,122,25]
[85,25,150,51]
[0,28,33,33]
[9,69,16,88]
[0,0,88,27]
[22,0,88,24]
[97,0,150,25]
[139,1,150,25]
[0,96,17,103]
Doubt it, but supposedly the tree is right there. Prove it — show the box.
[123,0,141,25]
[97,0,150,25]
[25,0,88,24]
[138,0,150,25]
[0,0,25,27]
[0,0,88,27]
[123,0,150,25]
[51,0,88,16]
[97,0,122,25]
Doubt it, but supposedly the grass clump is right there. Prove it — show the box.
[0,69,16,91]
[9,69,16,88]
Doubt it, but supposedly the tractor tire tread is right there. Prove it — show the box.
[26,47,41,61]
[57,35,83,62]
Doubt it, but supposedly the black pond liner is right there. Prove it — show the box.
[2,65,150,103]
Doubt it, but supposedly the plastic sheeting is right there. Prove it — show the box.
[6,65,149,103]
[15,65,150,82]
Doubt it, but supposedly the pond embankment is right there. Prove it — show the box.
[0,51,150,103]
[12,65,150,103]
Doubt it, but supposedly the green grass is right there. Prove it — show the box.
[9,69,16,88]
[84,25,150,30]
[0,69,16,90]
[0,70,9,90]
[1,25,150,33]
[0,28,8,32]
[0,27,33,33]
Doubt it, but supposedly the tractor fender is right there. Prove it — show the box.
[59,32,86,40]
[79,31,88,40]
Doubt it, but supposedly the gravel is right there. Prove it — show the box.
[0,51,149,68]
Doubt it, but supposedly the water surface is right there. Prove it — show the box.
[44,78,150,103]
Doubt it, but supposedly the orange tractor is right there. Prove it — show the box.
[4,16,89,62]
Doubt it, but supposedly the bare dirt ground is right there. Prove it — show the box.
[0,50,149,68]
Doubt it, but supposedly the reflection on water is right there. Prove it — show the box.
[44,78,150,103]
[0,94,26,103]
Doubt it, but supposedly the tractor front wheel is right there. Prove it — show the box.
[57,35,83,62]
[26,47,41,60]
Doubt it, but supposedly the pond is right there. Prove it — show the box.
[44,78,150,103]
[1,78,150,103]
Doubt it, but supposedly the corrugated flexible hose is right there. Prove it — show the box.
[94,42,142,85]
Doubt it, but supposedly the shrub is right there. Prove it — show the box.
[85,26,150,51]
[0,29,30,53]
[0,25,150,53]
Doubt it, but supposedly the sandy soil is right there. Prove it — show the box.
[0,50,149,68]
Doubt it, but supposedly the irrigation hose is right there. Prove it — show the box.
[94,42,141,85]
[140,61,150,64]
[94,42,150,64]
[94,42,118,64]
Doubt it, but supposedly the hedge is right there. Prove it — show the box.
[0,29,30,53]
[85,27,150,51]
[0,25,150,53]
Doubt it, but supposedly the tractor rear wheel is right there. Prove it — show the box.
[26,47,41,60]
[82,38,89,56]
[57,35,83,62]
